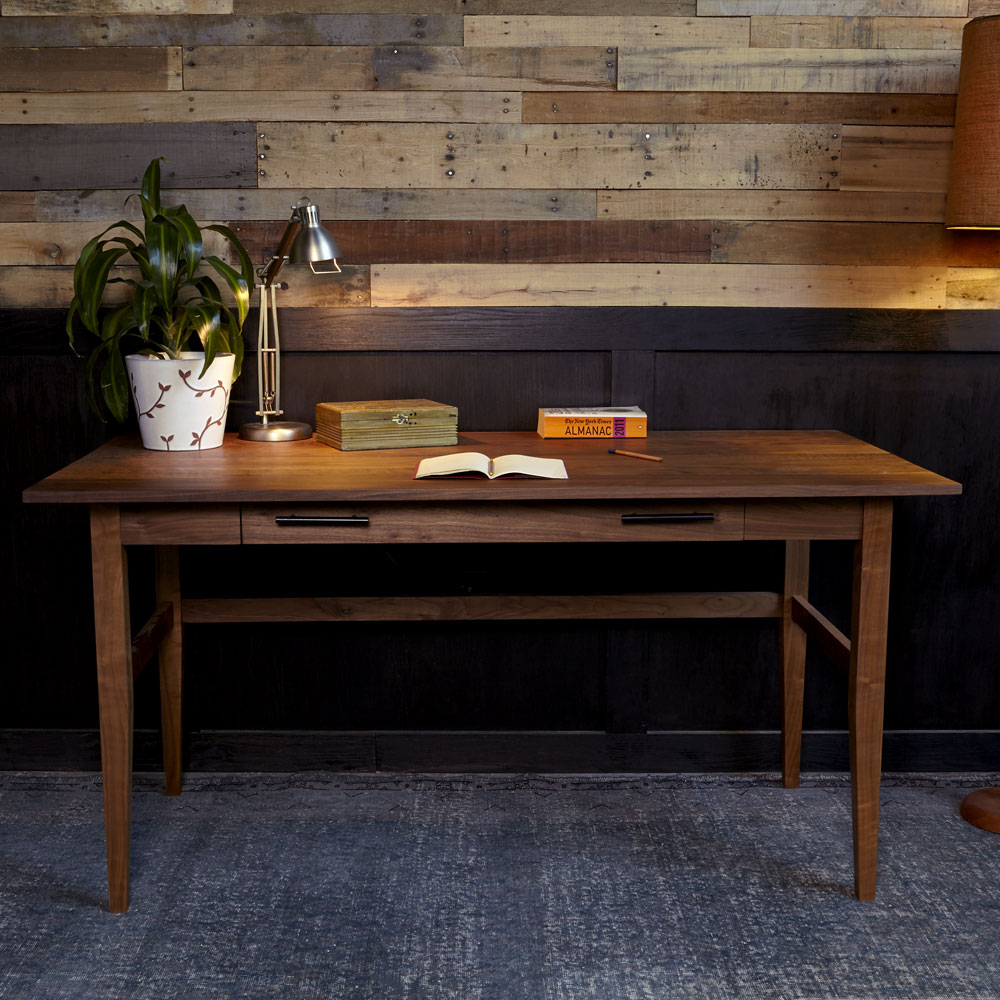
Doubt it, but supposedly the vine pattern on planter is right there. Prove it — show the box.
[130,373,171,419]
[179,369,231,451]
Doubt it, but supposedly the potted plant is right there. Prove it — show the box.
[66,157,255,451]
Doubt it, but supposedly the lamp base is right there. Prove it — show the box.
[239,421,312,442]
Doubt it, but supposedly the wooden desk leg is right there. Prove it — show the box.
[849,498,892,901]
[155,546,183,796]
[781,540,810,789]
[90,505,133,914]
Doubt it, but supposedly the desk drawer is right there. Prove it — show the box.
[241,502,744,544]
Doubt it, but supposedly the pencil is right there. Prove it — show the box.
[608,448,663,463]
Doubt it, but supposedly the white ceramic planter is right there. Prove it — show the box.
[126,352,235,452]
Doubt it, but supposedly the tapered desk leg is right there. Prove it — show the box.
[155,546,183,797]
[90,505,133,913]
[781,540,810,789]
[849,498,892,901]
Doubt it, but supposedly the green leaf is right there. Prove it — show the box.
[145,218,180,314]
[203,255,250,327]
[76,245,129,334]
[206,223,256,292]
[141,157,164,216]
[162,204,203,281]
[184,303,222,376]
[66,300,80,352]
[100,343,130,424]
[131,281,156,339]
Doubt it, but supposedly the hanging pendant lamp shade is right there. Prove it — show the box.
[945,15,1000,230]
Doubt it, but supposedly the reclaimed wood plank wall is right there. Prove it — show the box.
[3,0,1000,314]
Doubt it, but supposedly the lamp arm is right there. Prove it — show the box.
[258,211,302,288]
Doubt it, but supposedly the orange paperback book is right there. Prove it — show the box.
[536,406,647,439]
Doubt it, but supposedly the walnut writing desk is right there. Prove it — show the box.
[23,430,961,912]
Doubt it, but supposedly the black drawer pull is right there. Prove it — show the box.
[274,515,369,527]
[621,513,716,524]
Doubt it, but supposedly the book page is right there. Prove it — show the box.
[414,452,491,478]
[490,454,568,479]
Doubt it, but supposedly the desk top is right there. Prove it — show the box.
[23,430,961,504]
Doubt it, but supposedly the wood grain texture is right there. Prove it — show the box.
[839,125,953,193]
[4,0,231,11]
[22,431,961,505]
[619,46,960,94]
[0,46,182,92]
[181,592,781,621]
[0,123,256,190]
[231,219,711,265]
[464,15,749,47]
[522,91,956,125]
[749,16,968,49]
[969,0,1000,12]
[233,0,697,11]
[946,268,1000,309]
[698,0,967,13]
[119,504,241,544]
[88,503,133,914]
[0,263,369,307]
[0,192,34,222]
[259,122,841,190]
[37,187,597,222]
[790,595,851,674]
[185,45,616,92]
[370,262,945,309]
[598,189,946,222]
[712,222,1000,266]
[0,222,232,266]
[849,497,893,901]
[0,91,520,125]
[0,14,459,46]
[780,539,809,788]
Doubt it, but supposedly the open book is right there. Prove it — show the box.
[414,452,568,480]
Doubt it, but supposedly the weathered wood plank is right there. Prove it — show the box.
[0,222,232,266]
[697,0,967,14]
[229,220,711,265]
[37,187,597,222]
[0,47,183,92]
[946,268,1000,309]
[464,15,748,46]
[598,189,946,222]
[522,91,955,125]
[0,14,460,47]
[0,193,34,223]
[0,264,370,308]
[233,0,697,12]
[4,0,230,11]
[839,125,953,193]
[619,46,961,94]
[185,45,616,92]
[370,262,945,309]
[0,124,256,190]
[712,222,1000,266]
[969,0,1000,13]
[750,16,968,49]
[0,91,520,125]
[260,122,841,191]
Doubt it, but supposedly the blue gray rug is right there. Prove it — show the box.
[1,772,999,999]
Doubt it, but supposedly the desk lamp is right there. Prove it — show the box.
[239,198,342,442]
[945,14,1000,833]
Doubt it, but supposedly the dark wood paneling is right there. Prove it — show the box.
[8,307,1000,356]
[713,221,1000,266]
[0,124,256,190]
[232,220,711,265]
[523,91,957,126]
[1,46,179,92]
[5,728,999,773]
[0,14,461,46]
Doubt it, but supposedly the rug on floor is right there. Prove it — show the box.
[1,771,998,1000]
